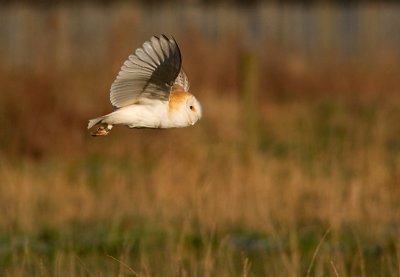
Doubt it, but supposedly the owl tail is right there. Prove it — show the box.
[87,116,104,129]
[88,116,113,136]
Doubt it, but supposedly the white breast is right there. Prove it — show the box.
[104,102,166,128]
[103,101,191,129]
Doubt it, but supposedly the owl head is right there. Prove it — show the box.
[186,95,202,126]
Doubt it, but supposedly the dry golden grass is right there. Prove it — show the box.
[1,81,400,276]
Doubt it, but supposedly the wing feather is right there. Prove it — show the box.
[110,35,183,109]
[174,69,190,92]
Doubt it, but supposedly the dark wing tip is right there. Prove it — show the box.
[151,34,182,85]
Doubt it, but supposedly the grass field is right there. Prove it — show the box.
[1,59,400,276]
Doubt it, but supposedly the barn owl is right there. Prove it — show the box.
[88,34,202,136]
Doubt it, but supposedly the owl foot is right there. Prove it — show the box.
[91,124,113,136]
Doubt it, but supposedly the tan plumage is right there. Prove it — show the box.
[88,34,201,136]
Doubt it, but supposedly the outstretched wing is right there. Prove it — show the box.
[110,35,182,109]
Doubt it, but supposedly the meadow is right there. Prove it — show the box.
[1,3,400,276]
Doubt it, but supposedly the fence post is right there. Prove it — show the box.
[240,49,259,157]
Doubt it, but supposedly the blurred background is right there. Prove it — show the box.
[0,0,399,276]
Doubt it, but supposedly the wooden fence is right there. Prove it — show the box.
[0,3,399,70]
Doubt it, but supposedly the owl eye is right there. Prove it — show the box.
[189,105,194,110]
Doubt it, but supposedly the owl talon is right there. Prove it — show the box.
[91,124,113,136]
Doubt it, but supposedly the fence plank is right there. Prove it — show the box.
[1,3,399,70]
